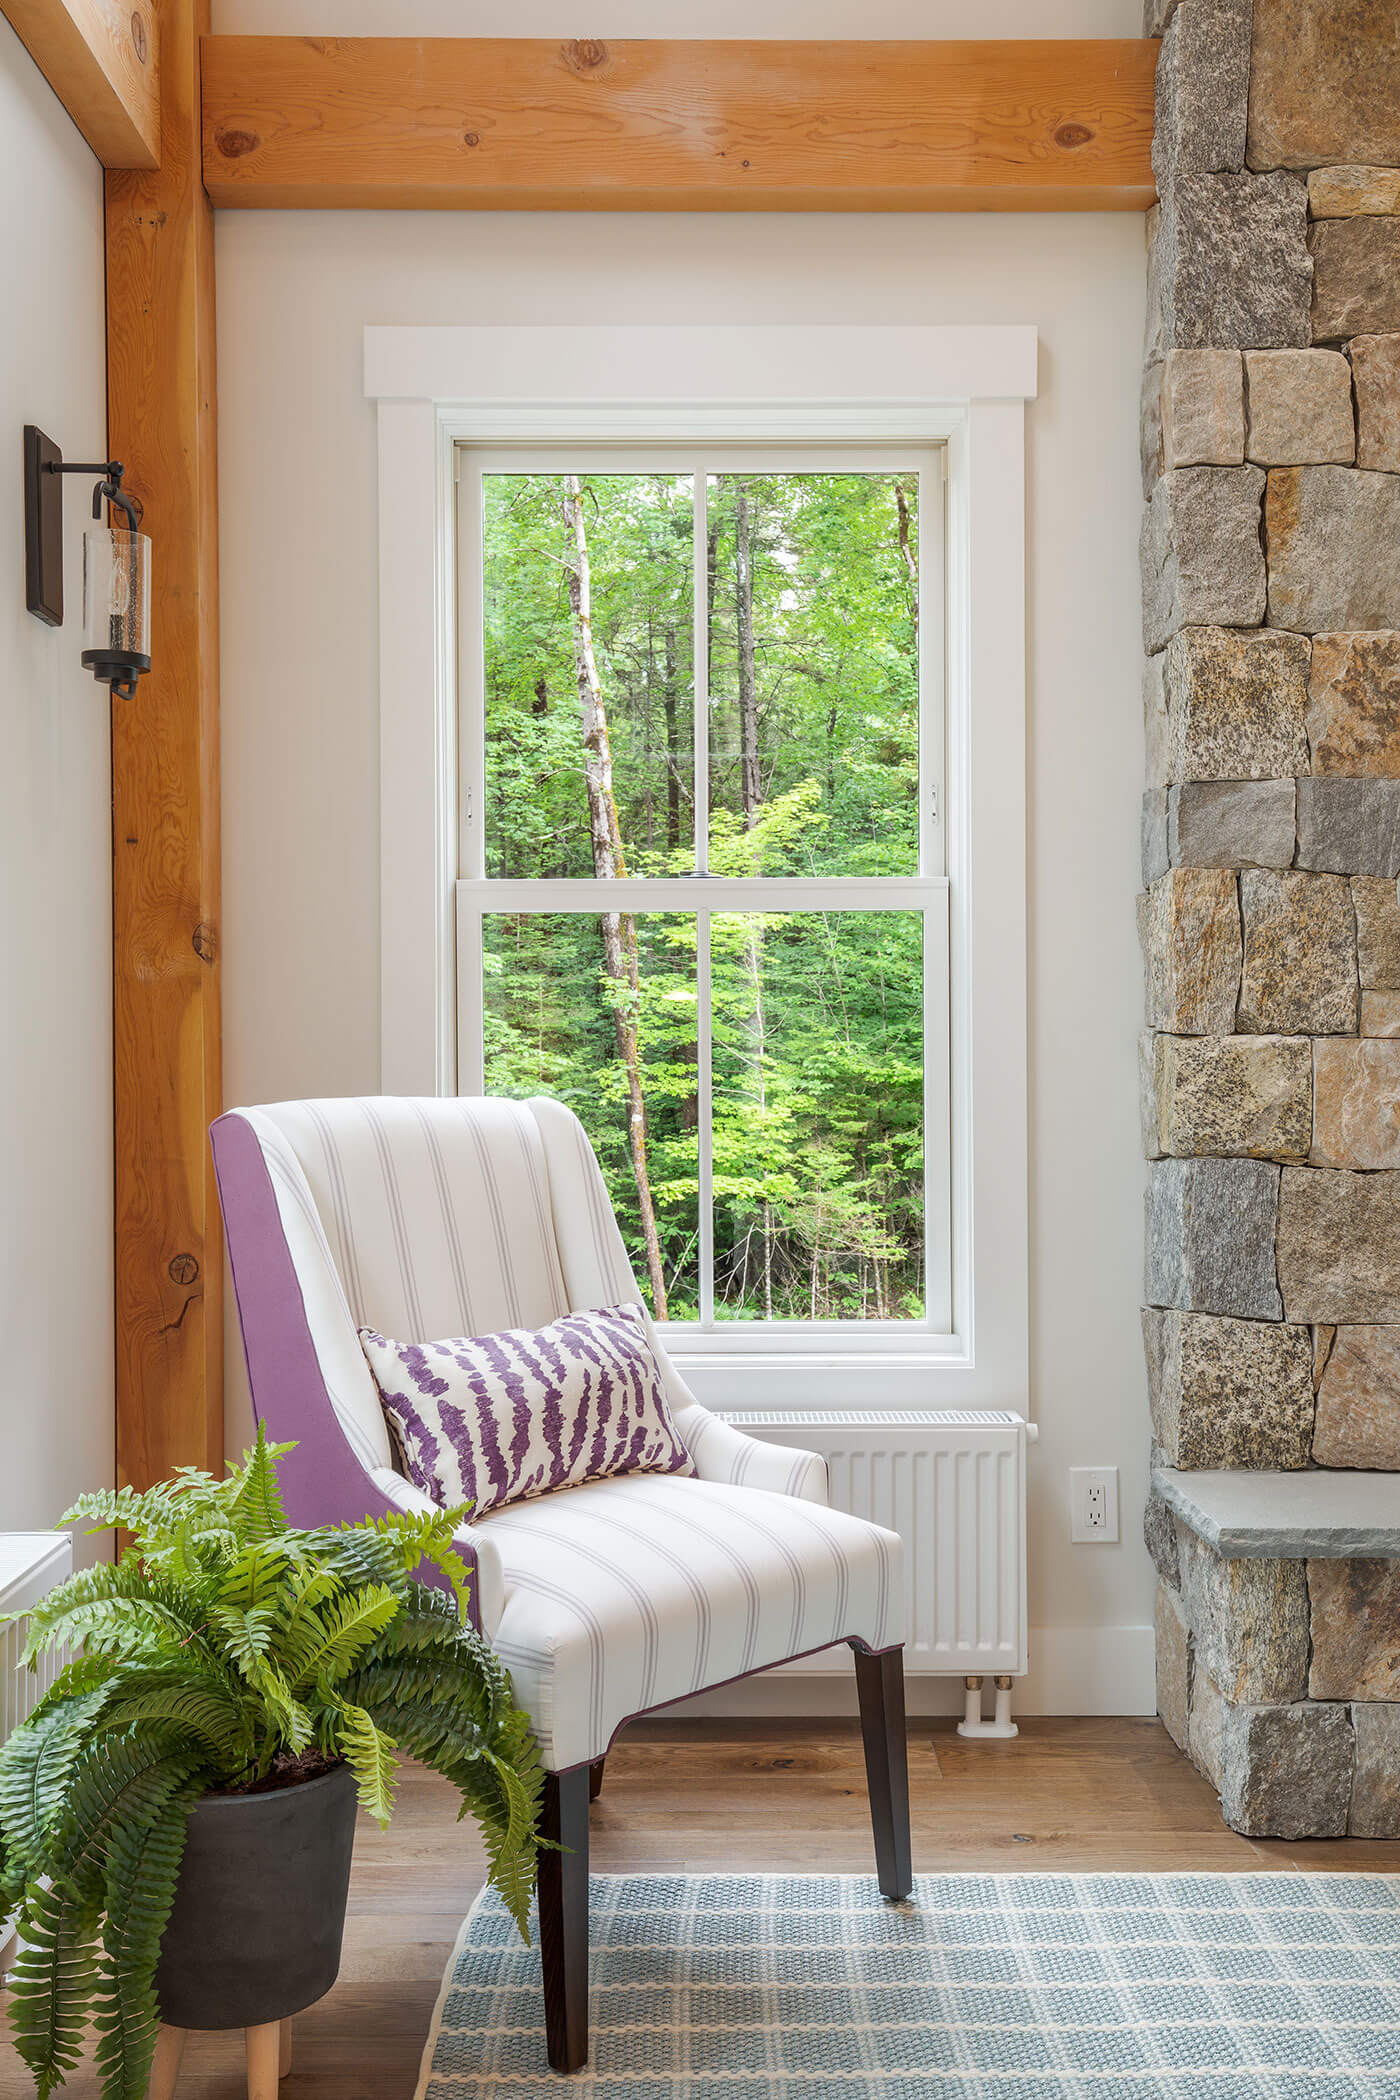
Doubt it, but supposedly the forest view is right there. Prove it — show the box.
[476,466,929,1324]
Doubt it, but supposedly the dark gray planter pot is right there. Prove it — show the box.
[155,1763,357,2031]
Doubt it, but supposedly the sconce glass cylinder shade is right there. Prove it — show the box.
[82,523,151,701]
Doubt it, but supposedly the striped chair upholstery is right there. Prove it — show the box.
[210,1096,904,1771]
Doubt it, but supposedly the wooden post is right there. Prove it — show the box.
[147,2024,186,2100]
[245,2021,281,2100]
[106,0,223,1492]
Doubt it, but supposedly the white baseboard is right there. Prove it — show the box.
[667,1625,1156,1723]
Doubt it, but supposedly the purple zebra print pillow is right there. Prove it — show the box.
[359,1302,694,1520]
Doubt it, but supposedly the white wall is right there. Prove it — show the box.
[215,0,1154,1711]
[0,21,114,1560]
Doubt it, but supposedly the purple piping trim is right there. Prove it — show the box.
[549,1636,906,1778]
[209,1111,482,1631]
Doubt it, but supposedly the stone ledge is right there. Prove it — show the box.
[1153,1465,1400,1558]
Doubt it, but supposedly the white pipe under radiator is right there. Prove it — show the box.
[720,1411,1032,1736]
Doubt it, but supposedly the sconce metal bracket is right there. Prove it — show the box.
[24,426,132,628]
[23,425,64,627]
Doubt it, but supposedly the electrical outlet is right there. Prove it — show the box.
[1070,1467,1119,1543]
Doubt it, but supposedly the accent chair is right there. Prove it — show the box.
[210,1094,912,2074]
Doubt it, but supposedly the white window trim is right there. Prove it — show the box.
[367,323,1035,1414]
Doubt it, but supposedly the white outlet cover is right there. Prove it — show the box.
[1070,1466,1120,1543]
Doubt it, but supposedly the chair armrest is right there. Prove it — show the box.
[672,1405,829,1506]
[368,1467,507,1638]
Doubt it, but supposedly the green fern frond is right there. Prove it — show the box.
[91,1783,198,2100]
[289,1585,402,1694]
[227,1426,293,1544]
[0,1686,113,1877]
[99,1674,252,1769]
[7,1874,104,2097]
[330,1702,399,1827]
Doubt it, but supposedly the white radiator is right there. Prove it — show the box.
[0,1533,72,1962]
[721,1412,1031,1683]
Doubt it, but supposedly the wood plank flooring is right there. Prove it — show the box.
[8,1716,1399,2099]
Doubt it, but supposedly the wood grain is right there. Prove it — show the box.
[200,37,1158,213]
[92,1719,1398,2100]
[1,0,159,166]
[106,0,223,1493]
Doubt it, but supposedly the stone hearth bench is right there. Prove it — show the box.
[1148,1467,1400,1839]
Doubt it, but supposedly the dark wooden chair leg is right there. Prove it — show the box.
[588,1758,605,1803]
[853,1644,913,1901]
[538,1767,590,2073]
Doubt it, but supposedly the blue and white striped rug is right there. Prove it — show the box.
[416,1872,1400,2097]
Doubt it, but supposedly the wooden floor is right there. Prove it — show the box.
[8,1716,1400,2099]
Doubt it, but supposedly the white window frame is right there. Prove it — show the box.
[367,324,1035,1413]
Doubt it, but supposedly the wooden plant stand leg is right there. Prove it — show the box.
[147,2024,186,2100]
[538,1766,591,2072]
[279,2017,293,2078]
[246,2021,283,2100]
[588,1758,605,1803]
[853,1643,914,1901]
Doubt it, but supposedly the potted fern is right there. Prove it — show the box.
[0,1431,542,2099]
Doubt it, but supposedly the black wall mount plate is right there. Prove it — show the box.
[24,424,63,627]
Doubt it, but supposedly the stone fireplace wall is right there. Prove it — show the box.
[1139,0,1400,1835]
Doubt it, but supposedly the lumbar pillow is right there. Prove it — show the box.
[360,1302,694,1520]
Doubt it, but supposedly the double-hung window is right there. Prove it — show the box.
[455,442,950,1368]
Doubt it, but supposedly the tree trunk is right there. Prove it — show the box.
[562,474,669,1317]
[734,483,761,828]
[894,480,919,637]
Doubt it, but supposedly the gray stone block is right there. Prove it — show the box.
[1238,869,1358,1035]
[1296,778,1400,877]
[1151,171,1312,352]
[1154,1462,1400,1558]
[1312,220,1400,342]
[1309,167,1400,219]
[1155,1580,1192,1754]
[1144,1308,1315,1471]
[1178,1525,1311,1703]
[1144,650,1170,788]
[1146,1158,1283,1320]
[1152,0,1250,182]
[1145,1485,1182,1591]
[1352,335,1400,477]
[1169,779,1295,869]
[1188,1667,1224,1789]
[1161,349,1245,468]
[1144,0,1181,30]
[1313,1327,1400,1471]
[1350,1703,1400,1838]
[1310,1560,1400,1701]
[1141,1032,1312,1162]
[1308,632,1400,780]
[1139,867,1242,1035]
[1142,790,1170,887]
[1266,468,1400,635]
[1218,1700,1354,1838]
[1141,468,1267,653]
[1249,0,1400,170]
[1244,350,1354,467]
[1141,362,1165,497]
[1162,626,1310,783]
[1278,1166,1400,1324]
[1313,1039,1400,1171]
[1351,876,1400,990]
[1362,990,1400,1037]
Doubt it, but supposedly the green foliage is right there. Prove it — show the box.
[479,469,926,1321]
[0,1430,543,2099]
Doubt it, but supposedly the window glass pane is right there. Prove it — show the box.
[482,911,699,1320]
[711,911,924,1321]
[482,475,694,879]
[707,473,920,877]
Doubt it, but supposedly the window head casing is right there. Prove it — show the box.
[367,325,1034,1412]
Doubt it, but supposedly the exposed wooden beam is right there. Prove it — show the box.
[107,0,223,1490]
[201,36,1158,213]
[2,0,159,167]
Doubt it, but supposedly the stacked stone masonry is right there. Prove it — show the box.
[1140,0,1400,1833]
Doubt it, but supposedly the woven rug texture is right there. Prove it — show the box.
[416,1870,1400,2097]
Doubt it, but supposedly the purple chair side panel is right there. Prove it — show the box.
[209,1111,480,1628]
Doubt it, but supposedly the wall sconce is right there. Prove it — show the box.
[24,425,152,701]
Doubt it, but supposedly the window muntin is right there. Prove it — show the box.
[458,444,948,1344]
